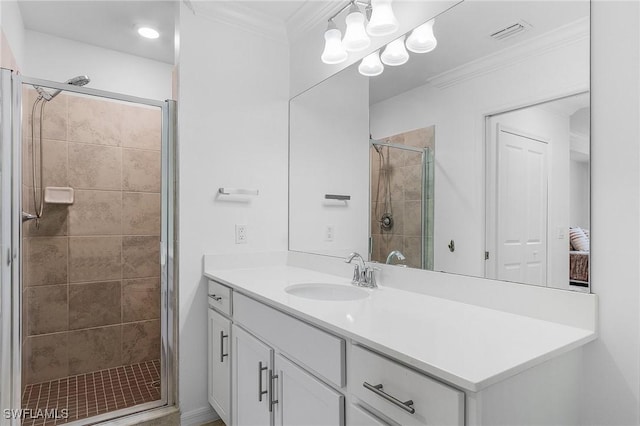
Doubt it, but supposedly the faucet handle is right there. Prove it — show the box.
[365,264,381,288]
[351,264,361,284]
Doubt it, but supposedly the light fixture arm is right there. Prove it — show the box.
[328,0,371,23]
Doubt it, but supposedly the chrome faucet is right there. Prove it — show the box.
[386,250,406,265]
[344,252,378,288]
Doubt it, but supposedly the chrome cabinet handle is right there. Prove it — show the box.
[258,362,268,402]
[363,382,415,414]
[209,294,222,301]
[219,331,228,362]
[268,369,279,412]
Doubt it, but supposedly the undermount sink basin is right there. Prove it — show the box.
[285,283,369,301]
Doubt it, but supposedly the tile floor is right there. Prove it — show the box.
[21,359,161,426]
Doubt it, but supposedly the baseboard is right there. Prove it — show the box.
[180,406,219,426]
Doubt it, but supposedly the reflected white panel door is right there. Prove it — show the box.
[496,126,548,286]
[233,324,273,426]
[274,354,344,426]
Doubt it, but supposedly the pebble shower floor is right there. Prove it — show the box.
[20,359,161,426]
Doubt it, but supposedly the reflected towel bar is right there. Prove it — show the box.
[325,194,351,201]
[218,188,259,196]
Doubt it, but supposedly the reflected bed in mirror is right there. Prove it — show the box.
[289,0,590,292]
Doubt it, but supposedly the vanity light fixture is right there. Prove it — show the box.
[406,19,437,53]
[358,50,384,76]
[321,20,349,64]
[366,0,399,37]
[343,3,371,52]
[137,26,160,39]
[381,36,409,66]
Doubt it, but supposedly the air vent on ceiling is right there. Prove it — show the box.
[490,21,532,41]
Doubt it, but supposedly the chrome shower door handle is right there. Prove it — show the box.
[268,369,279,412]
[219,331,228,362]
[363,382,416,414]
[258,362,268,402]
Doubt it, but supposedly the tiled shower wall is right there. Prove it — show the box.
[21,88,162,385]
[371,126,435,269]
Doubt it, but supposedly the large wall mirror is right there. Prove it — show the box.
[289,0,590,292]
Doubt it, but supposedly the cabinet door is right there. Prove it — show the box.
[208,309,231,425]
[233,324,273,426]
[274,354,344,426]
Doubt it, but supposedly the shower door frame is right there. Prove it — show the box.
[1,70,178,425]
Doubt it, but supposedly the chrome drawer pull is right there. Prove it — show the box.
[219,331,229,362]
[363,382,416,414]
[269,370,279,412]
[258,362,268,402]
[209,294,222,301]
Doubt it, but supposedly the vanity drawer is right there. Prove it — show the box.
[208,280,232,316]
[350,345,464,426]
[234,292,346,387]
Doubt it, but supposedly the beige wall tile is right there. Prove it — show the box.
[25,333,68,384]
[68,326,122,375]
[121,105,162,151]
[123,193,160,235]
[404,201,423,237]
[123,236,160,279]
[27,285,68,335]
[122,149,161,192]
[69,281,122,330]
[68,143,122,190]
[69,236,122,283]
[42,139,69,187]
[25,204,70,237]
[123,278,160,322]
[68,96,123,146]
[404,165,423,201]
[122,320,160,364]
[403,237,423,269]
[32,92,68,141]
[68,190,122,236]
[26,237,68,286]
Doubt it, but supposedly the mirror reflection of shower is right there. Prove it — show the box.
[373,142,394,232]
[24,75,90,227]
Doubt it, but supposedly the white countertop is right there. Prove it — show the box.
[204,265,596,392]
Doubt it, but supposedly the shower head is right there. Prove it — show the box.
[35,75,91,101]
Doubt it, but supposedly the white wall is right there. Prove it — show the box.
[369,34,588,280]
[23,30,173,101]
[581,1,640,424]
[289,0,459,97]
[289,66,369,257]
[569,160,589,229]
[0,0,26,70]
[177,3,289,422]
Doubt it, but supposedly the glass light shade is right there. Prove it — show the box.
[321,22,348,65]
[366,0,399,37]
[358,51,384,77]
[406,20,437,53]
[381,37,409,66]
[343,5,371,52]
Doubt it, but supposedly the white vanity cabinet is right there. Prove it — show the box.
[232,291,346,425]
[208,281,233,425]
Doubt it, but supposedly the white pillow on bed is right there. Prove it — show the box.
[570,227,590,252]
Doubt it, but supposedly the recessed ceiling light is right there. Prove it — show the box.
[138,27,160,39]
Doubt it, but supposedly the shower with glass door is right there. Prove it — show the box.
[370,126,435,270]
[0,69,176,426]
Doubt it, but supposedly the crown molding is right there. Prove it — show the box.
[286,1,347,40]
[189,1,288,45]
[427,17,590,89]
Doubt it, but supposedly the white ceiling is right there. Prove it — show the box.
[370,1,590,104]
[18,1,177,64]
